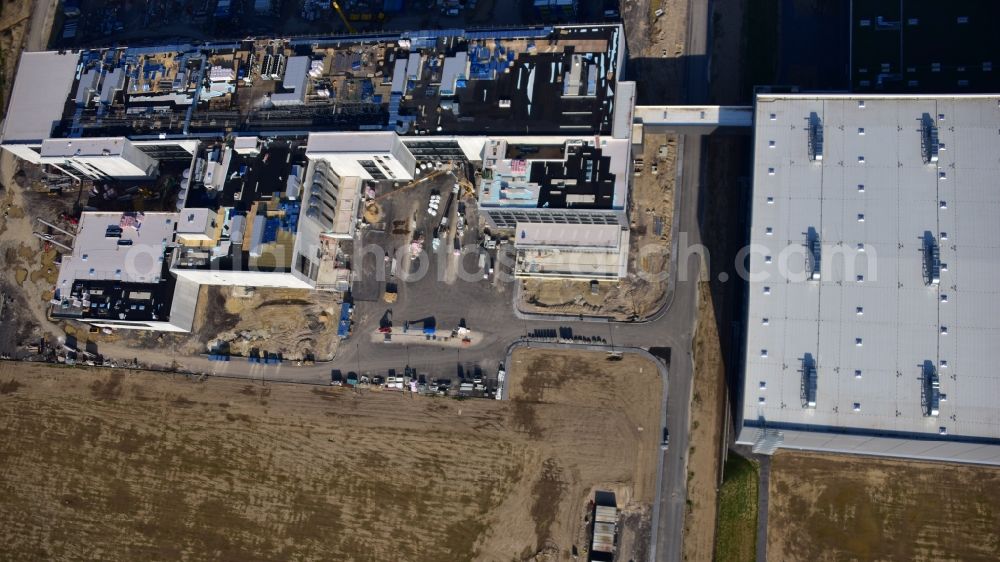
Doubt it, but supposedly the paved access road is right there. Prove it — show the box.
[654,0,713,558]
[650,132,703,562]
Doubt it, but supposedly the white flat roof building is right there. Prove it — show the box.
[270,56,310,106]
[514,222,629,279]
[56,212,175,290]
[737,94,1000,465]
[0,51,80,144]
[40,137,159,179]
[51,212,196,332]
[306,131,416,181]
[478,137,630,229]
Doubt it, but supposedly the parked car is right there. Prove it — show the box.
[330,370,344,386]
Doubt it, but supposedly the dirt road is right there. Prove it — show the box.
[0,348,662,561]
[681,281,727,561]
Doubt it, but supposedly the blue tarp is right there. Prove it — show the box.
[261,217,280,243]
[280,201,300,234]
[337,303,352,338]
[361,79,375,100]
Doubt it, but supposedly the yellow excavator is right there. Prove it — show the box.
[331,1,355,33]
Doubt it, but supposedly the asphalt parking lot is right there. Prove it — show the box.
[349,170,514,346]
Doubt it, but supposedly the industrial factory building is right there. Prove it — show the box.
[1,23,636,332]
[737,94,1000,465]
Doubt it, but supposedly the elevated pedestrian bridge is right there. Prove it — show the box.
[634,105,753,130]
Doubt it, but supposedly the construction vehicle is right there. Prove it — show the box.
[331,1,387,30]
[457,177,476,198]
[371,169,445,203]
[383,282,397,303]
[331,1,355,33]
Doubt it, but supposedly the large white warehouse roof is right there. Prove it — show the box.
[0,51,80,143]
[737,94,1000,465]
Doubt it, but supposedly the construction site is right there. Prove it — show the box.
[517,131,676,320]
[0,5,690,561]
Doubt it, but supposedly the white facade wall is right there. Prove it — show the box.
[40,137,158,179]
[84,319,192,333]
[1,144,43,164]
[309,151,414,181]
[306,131,417,181]
[132,139,199,155]
[171,267,314,289]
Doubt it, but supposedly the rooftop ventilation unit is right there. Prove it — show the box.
[808,112,824,162]
[921,360,940,417]
[801,353,818,408]
[921,113,939,164]
[922,231,941,285]
[806,227,821,280]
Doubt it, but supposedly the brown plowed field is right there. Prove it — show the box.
[0,349,661,561]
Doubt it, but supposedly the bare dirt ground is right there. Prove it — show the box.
[0,152,82,356]
[0,0,31,117]
[631,134,677,249]
[507,348,663,562]
[67,284,342,368]
[518,274,664,321]
[683,281,727,562]
[517,133,676,321]
[206,285,341,360]
[769,451,1000,562]
[622,0,690,104]
[0,349,661,561]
